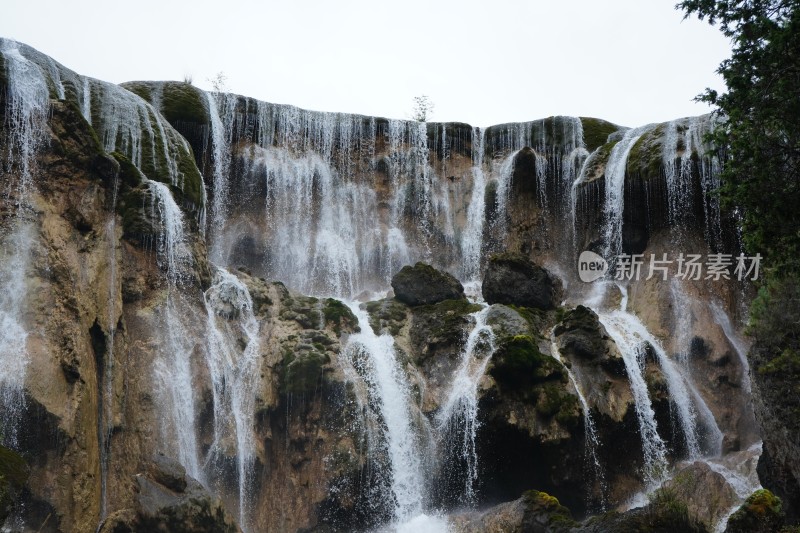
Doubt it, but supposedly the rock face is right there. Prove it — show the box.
[482,254,562,310]
[98,455,240,533]
[391,262,465,306]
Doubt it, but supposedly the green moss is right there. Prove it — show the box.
[627,123,666,180]
[490,335,566,394]
[536,383,580,426]
[159,82,209,126]
[123,82,152,103]
[366,298,408,335]
[726,489,784,533]
[323,298,358,335]
[580,117,622,152]
[280,348,329,395]
[111,152,144,188]
[522,490,577,530]
[414,298,481,341]
[643,487,706,532]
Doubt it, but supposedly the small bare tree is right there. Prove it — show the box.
[208,71,229,93]
[411,95,434,122]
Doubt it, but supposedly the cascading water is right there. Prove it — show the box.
[596,283,723,482]
[436,306,496,504]
[341,302,448,531]
[203,267,262,531]
[601,124,656,260]
[597,296,668,486]
[0,39,51,446]
[147,180,202,479]
[459,128,486,282]
[549,334,607,508]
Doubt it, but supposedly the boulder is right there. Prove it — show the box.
[98,456,241,533]
[391,262,465,306]
[451,491,576,533]
[662,461,739,529]
[482,254,562,310]
[725,489,787,533]
[554,306,625,375]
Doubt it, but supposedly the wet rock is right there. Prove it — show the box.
[662,461,738,528]
[554,306,625,375]
[580,487,708,532]
[98,458,241,533]
[482,254,562,310]
[452,490,576,533]
[486,304,531,339]
[725,489,787,533]
[391,262,465,306]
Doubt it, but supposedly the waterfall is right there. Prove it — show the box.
[670,279,725,455]
[0,39,51,445]
[147,180,201,478]
[710,301,752,395]
[601,124,655,260]
[205,92,236,261]
[460,128,486,282]
[597,305,668,486]
[436,306,496,504]
[203,267,262,531]
[342,302,448,530]
[549,333,607,508]
[596,283,723,483]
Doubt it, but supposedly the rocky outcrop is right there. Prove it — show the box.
[391,262,465,306]
[725,489,787,533]
[98,455,240,533]
[453,490,577,533]
[482,254,563,310]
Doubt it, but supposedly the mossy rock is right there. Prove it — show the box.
[584,487,708,532]
[365,298,408,336]
[280,295,324,330]
[280,347,329,396]
[0,445,29,523]
[489,335,566,394]
[521,490,577,531]
[122,81,209,126]
[580,117,622,153]
[391,262,465,306]
[323,298,359,335]
[159,82,208,126]
[482,253,562,310]
[626,123,666,181]
[410,298,482,356]
[535,382,580,426]
[726,489,786,533]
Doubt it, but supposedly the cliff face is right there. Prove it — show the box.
[0,38,772,533]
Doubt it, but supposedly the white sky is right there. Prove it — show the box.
[1,0,730,128]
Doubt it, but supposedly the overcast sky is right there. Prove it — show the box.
[1,0,730,128]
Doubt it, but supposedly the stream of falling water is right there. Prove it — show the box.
[0,39,50,447]
[601,124,655,261]
[549,334,607,508]
[147,180,202,479]
[203,267,262,530]
[436,306,496,504]
[459,128,486,283]
[342,302,450,532]
[596,283,723,484]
